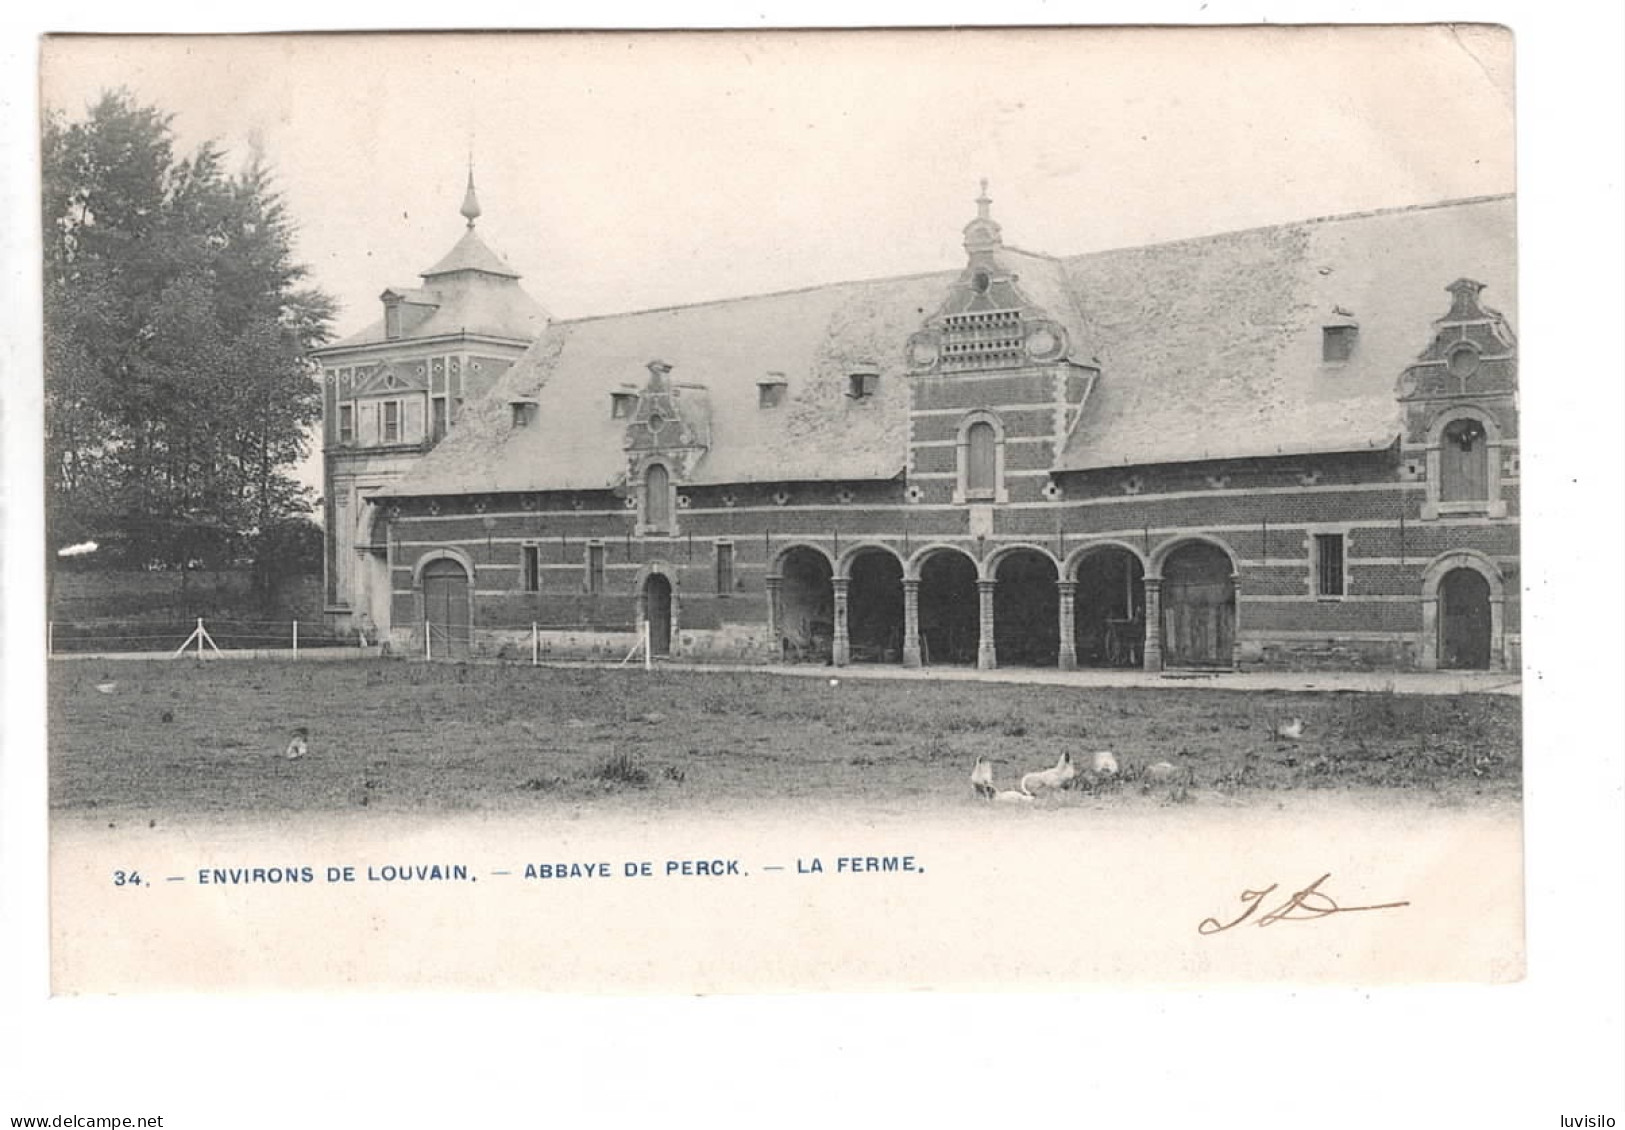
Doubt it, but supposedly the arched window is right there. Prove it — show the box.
[966,421,997,498]
[645,464,671,529]
[1439,418,1489,502]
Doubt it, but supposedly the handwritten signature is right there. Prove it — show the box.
[1198,872,1410,935]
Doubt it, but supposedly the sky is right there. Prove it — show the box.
[38,28,1515,498]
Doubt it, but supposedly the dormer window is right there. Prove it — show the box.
[848,366,880,400]
[1322,323,1358,363]
[758,376,787,409]
[611,392,638,419]
[511,400,539,428]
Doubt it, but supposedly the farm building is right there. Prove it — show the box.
[314,181,1518,672]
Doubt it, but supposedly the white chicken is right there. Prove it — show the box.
[1091,750,1120,776]
[1273,717,1305,742]
[1020,751,1076,795]
[970,756,1036,804]
[283,727,310,760]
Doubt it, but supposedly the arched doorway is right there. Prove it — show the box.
[917,549,979,665]
[422,557,472,659]
[846,549,905,663]
[993,550,1059,666]
[778,547,833,663]
[1075,547,1146,667]
[1160,542,1235,668]
[643,573,673,657]
[1439,567,1492,670]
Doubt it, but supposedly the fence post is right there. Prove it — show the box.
[47,620,53,658]
[197,617,205,660]
[643,619,652,672]
[424,620,431,661]
[531,622,539,667]
[292,619,299,660]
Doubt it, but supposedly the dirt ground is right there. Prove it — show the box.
[46,658,1522,820]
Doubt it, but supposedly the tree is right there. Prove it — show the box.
[42,90,335,602]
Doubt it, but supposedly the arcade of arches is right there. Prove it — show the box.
[764,541,1230,671]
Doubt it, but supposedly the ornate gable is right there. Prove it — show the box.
[622,360,711,481]
[906,182,1071,373]
[1398,278,1517,405]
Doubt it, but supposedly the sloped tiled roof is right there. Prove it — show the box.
[382,195,1515,497]
[1054,194,1516,470]
[421,227,521,279]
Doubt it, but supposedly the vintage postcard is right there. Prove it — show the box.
[35,26,1526,996]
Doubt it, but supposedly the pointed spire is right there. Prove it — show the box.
[963,177,1003,254]
[460,161,482,229]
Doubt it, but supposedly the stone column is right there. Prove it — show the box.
[977,578,997,670]
[831,577,851,668]
[902,578,922,668]
[1229,572,1243,670]
[1056,580,1078,671]
[764,574,783,662]
[1142,577,1163,671]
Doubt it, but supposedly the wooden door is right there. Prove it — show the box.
[1440,567,1491,669]
[422,558,471,658]
[645,574,672,657]
[1160,544,1235,668]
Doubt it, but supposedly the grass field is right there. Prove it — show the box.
[47,659,1521,820]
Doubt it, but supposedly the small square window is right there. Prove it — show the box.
[1322,325,1357,363]
[611,393,638,419]
[848,371,879,399]
[758,381,786,408]
[511,401,539,428]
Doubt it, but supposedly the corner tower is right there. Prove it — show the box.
[311,170,551,638]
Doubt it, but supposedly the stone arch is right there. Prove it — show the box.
[989,545,1061,667]
[835,540,904,580]
[1068,540,1149,669]
[772,545,835,664]
[772,541,836,576]
[1154,537,1240,669]
[905,541,976,581]
[979,541,1060,582]
[412,546,477,586]
[841,544,906,664]
[1063,539,1151,583]
[1419,549,1507,671]
[912,544,982,666]
[1148,534,1241,580]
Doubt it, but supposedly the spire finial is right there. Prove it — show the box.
[976,179,992,221]
[460,161,482,229]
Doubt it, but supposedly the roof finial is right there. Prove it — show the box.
[460,159,482,229]
[976,178,992,221]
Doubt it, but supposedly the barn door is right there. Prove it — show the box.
[1160,544,1236,668]
[1439,567,1491,669]
[422,558,472,658]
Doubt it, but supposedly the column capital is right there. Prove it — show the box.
[1056,579,1078,596]
[764,573,783,588]
[831,576,851,595]
[976,577,999,593]
[902,576,921,591]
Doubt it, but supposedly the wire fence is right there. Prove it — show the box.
[48,616,369,657]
